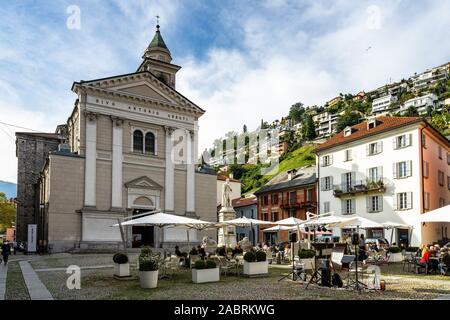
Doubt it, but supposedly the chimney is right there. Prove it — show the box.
[287,169,297,181]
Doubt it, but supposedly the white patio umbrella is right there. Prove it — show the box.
[217,216,273,246]
[262,225,294,232]
[381,221,413,246]
[339,215,384,229]
[273,217,305,241]
[112,211,216,249]
[419,204,450,222]
[302,215,357,228]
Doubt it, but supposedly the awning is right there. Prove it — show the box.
[217,216,273,227]
[419,205,450,222]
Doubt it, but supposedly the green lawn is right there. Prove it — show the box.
[265,145,315,176]
[5,262,29,300]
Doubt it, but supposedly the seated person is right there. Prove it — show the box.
[232,244,243,257]
[197,245,206,259]
[174,246,183,257]
[418,247,431,272]
[263,242,269,251]
[189,247,198,256]
[438,248,450,275]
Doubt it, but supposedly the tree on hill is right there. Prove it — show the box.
[0,192,15,232]
[301,114,317,141]
[335,111,362,132]
[288,102,305,123]
[430,108,450,136]
[402,106,419,117]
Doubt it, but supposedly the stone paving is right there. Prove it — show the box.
[19,261,53,300]
[0,264,7,300]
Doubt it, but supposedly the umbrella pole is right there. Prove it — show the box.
[117,218,127,254]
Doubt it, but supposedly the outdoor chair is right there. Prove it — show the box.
[413,256,429,274]
[165,256,181,274]
[217,256,237,276]
[402,252,415,272]
[346,260,368,289]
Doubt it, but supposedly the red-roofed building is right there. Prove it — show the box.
[316,116,450,246]
[232,196,258,243]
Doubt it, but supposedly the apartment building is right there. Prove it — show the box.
[312,111,339,138]
[255,166,317,244]
[401,93,439,115]
[372,94,398,114]
[316,116,450,246]
[412,63,449,92]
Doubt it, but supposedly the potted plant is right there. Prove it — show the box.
[298,249,315,270]
[139,257,159,289]
[113,253,130,278]
[192,260,220,283]
[405,247,419,254]
[243,251,268,276]
[387,247,402,262]
[137,247,152,270]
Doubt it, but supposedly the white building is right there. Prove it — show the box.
[316,116,450,246]
[312,111,339,138]
[412,63,449,91]
[401,93,438,115]
[372,94,398,114]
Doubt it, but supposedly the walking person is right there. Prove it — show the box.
[1,241,11,265]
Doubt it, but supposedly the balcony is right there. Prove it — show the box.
[280,200,318,209]
[333,179,386,197]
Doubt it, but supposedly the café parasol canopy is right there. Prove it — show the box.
[419,205,450,222]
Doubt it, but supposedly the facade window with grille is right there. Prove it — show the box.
[133,130,144,153]
[368,167,382,182]
[341,198,355,215]
[393,161,412,179]
[448,176,450,190]
[306,188,313,202]
[271,211,278,222]
[438,146,443,159]
[289,191,297,204]
[321,176,333,191]
[289,209,295,217]
[367,142,382,156]
[395,192,412,210]
[367,195,382,213]
[145,132,155,155]
[393,134,411,149]
[423,161,429,178]
[322,155,333,167]
[439,198,446,208]
[271,194,279,205]
[263,195,269,206]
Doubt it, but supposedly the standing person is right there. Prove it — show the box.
[358,234,367,261]
[1,241,11,265]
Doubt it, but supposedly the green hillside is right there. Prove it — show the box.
[228,145,316,195]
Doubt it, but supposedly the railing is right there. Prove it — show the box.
[333,179,386,197]
[280,200,317,209]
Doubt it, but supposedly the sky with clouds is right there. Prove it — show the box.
[0,0,449,183]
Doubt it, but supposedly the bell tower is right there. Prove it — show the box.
[137,19,181,89]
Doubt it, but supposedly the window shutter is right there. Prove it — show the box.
[393,137,398,150]
[377,141,383,153]
[351,199,356,214]
[351,171,356,186]
[378,166,383,181]
[407,134,412,146]
[320,178,325,191]
[366,144,370,156]
[329,154,333,165]
[379,196,383,212]
[393,194,398,210]
[341,200,345,214]
[393,163,398,179]
[407,192,413,209]
[366,197,371,213]
[407,160,412,177]
[341,173,346,189]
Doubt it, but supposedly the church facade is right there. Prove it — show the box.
[36,25,217,252]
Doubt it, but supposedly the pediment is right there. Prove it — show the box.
[72,71,204,114]
[125,176,163,190]
[112,82,173,103]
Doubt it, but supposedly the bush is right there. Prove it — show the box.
[139,258,158,271]
[205,260,217,269]
[113,253,128,264]
[388,247,401,254]
[141,247,152,255]
[244,251,257,263]
[255,251,266,262]
[298,249,315,259]
[194,260,206,270]
[405,247,419,253]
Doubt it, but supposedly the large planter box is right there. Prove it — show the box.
[139,270,159,289]
[192,267,220,284]
[243,261,268,276]
[389,252,403,263]
[114,263,130,278]
[300,258,315,270]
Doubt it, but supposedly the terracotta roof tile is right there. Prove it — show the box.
[315,116,422,153]
[232,196,257,208]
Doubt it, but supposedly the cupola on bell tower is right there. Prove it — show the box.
[137,20,181,89]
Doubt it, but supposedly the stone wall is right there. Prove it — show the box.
[15,133,61,242]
